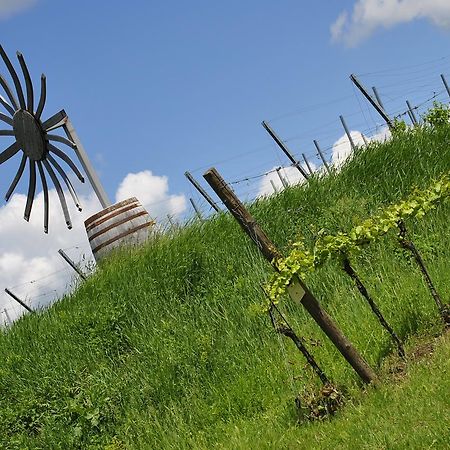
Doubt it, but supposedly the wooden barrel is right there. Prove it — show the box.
[85,197,155,261]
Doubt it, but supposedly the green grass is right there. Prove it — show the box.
[0,125,449,449]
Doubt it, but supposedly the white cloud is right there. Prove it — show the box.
[331,0,450,46]
[115,170,186,220]
[0,0,37,19]
[331,126,391,167]
[0,169,185,325]
[257,164,314,197]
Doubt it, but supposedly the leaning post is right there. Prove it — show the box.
[203,167,378,385]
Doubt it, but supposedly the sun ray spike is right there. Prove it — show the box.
[0,130,15,136]
[0,112,13,126]
[47,143,85,182]
[0,45,26,110]
[0,93,15,116]
[17,52,33,113]
[42,159,72,228]
[42,110,66,131]
[35,74,46,120]
[24,159,36,221]
[45,133,76,149]
[0,141,20,164]
[36,160,49,233]
[5,153,26,201]
[0,74,19,111]
[47,153,82,211]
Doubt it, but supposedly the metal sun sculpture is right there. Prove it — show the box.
[0,45,85,233]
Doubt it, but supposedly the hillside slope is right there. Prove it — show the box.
[1,124,449,449]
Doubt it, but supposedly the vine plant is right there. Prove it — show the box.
[266,173,450,326]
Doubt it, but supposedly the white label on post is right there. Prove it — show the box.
[287,278,306,305]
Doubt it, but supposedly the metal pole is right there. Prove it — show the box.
[276,167,288,188]
[60,113,112,209]
[185,171,220,212]
[302,153,314,175]
[58,249,87,281]
[313,140,331,174]
[441,74,450,99]
[4,288,33,313]
[351,74,393,129]
[203,167,377,384]
[270,179,278,193]
[189,198,203,220]
[340,115,355,151]
[261,121,310,179]
[406,100,418,125]
[361,133,368,146]
[372,86,385,111]
[3,308,12,325]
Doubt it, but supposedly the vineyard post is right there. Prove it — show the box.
[406,100,418,125]
[189,197,203,220]
[351,74,393,130]
[4,288,33,313]
[302,153,314,176]
[203,167,378,384]
[58,249,87,281]
[3,308,12,326]
[372,86,385,111]
[185,171,220,212]
[340,115,355,151]
[261,121,310,180]
[270,179,278,194]
[313,140,331,174]
[440,74,450,99]
[361,133,369,146]
[276,167,289,189]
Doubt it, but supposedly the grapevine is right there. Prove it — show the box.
[266,173,450,306]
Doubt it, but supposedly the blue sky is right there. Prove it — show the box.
[1,0,450,319]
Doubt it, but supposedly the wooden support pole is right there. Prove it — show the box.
[406,100,418,125]
[185,171,220,212]
[261,121,310,179]
[302,153,314,176]
[441,74,450,99]
[340,115,355,151]
[189,197,203,220]
[58,249,87,281]
[4,288,33,313]
[372,86,385,111]
[313,140,331,174]
[203,167,378,384]
[276,167,288,189]
[351,74,393,130]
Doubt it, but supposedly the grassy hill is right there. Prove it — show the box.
[1,122,449,449]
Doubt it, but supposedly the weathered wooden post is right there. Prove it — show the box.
[340,115,355,152]
[58,249,87,281]
[313,140,331,174]
[203,167,378,384]
[4,288,33,313]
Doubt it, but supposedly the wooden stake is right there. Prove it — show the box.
[340,115,355,151]
[440,74,450,99]
[4,288,33,313]
[313,140,331,174]
[185,171,220,212]
[58,249,87,281]
[406,100,418,125]
[351,74,393,130]
[203,167,378,384]
[261,121,310,179]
